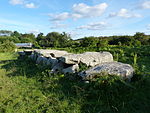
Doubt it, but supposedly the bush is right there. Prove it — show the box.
[0,40,16,52]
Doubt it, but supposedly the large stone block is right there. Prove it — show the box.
[62,64,79,74]
[79,62,134,80]
[36,56,48,65]
[34,49,69,58]
[46,57,58,67]
[59,52,113,67]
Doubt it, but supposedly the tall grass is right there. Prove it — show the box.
[0,46,150,113]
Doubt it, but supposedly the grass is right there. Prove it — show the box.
[0,46,150,113]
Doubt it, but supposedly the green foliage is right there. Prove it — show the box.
[19,33,36,43]
[78,62,89,71]
[97,38,108,47]
[0,40,16,52]
[0,29,150,112]
[0,30,150,49]
[133,53,138,67]
[80,37,98,47]
[109,36,133,46]
[0,46,150,113]
[11,31,21,38]
[37,32,71,48]
[134,32,150,45]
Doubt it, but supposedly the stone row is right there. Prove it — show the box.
[19,49,134,81]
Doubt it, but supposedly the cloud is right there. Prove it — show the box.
[49,12,70,21]
[49,3,108,21]
[28,29,40,35]
[50,22,68,29]
[72,3,108,19]
[147,24,150,30]
[141,1,150,9]
[9,0,37,8]
[68,31,82,39]
[71,13,83,20]
[77,21,108,30]
[109,8,142,18]
[9,0,23,5]
[25,3,36,8]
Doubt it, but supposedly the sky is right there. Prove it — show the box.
[0,0,150,39]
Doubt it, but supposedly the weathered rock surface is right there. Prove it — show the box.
[51,62,79,74]
[36,56,48,65]
[46,57,58,67]
[51,62,66,72]
[33,49,69,67]
[62,64,79,74]
[34,49,69,58]
[79,62,134,80]
[59,52,113,67]
[25,49,134,81]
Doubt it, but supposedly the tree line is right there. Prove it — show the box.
[0,30,150,51]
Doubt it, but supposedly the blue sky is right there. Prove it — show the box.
[0,0,150,39]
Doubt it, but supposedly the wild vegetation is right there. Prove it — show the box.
[0,30,150,49]
[0,30,150,113]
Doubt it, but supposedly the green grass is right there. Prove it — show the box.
[0,53,18,61]
[0,46,150,113]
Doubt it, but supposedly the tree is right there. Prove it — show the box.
[0,30,12,36]
[36,33,45,47]
[45,32,60,47]
[134,32,145,40]
[10,31,21,43]
[36,33,44,42]
[59,32,71,47]
[133,32,149,45]
[40,32,72,48]
[109,36,132,46]
[80,37,98,47]
[20,33,36,43]
[97,37,108,47]
[11,31,21,38]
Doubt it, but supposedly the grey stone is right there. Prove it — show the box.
[79,62,134,80]
[36,56,48,65]
[34,49,69,58]
[46,57,58,67]
[62,64,79,74]
[51,62,65,73]
[59,52,113,67]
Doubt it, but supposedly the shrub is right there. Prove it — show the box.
[0,40,16,52]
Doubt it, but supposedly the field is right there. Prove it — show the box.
[0,46,150,113]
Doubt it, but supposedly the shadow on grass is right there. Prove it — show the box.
[1,56,150,113]
[1,56,48,77]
